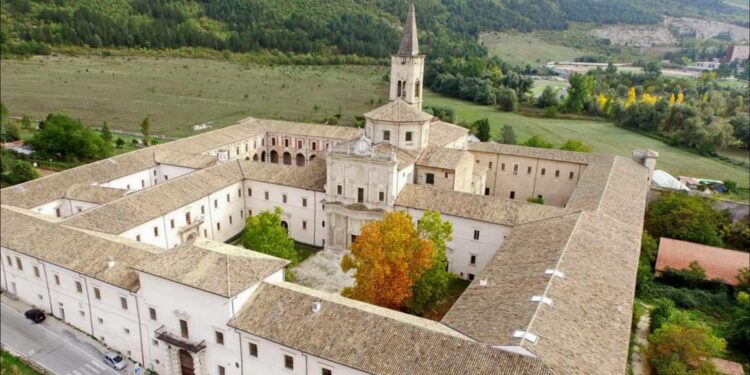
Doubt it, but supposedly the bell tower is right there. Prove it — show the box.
[389,4,424,110]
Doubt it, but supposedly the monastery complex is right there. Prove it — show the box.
[1,6,657,375]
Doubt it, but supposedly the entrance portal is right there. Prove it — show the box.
[179,349,195,375]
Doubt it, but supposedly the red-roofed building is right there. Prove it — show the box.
[655,238,749,286]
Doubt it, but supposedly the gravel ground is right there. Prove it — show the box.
[291,251,354,293]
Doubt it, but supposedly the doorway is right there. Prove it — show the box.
[179,349,195,375]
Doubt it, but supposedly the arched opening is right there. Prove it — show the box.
[245,156,250,161]
[415,80,421,98]
[261,151,266,162]
[252,153,259,161]
[179,349,195,375]
[309,155,316,162]
[283,152,292,165]
[281,221,289,233]
[270,150,279,164]
[295,153,305,166]
[396,80,402,97]
[186,232,197,241]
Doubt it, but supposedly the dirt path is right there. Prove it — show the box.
[631,309,652,375]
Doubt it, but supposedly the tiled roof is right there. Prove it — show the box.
[364,99,434,123]
[429,120,469,147]
[259,118,362,140]
[395,184,570,226]
[397,4,419,56]
[656,238,749,285]
[64,184,129,204]
[372,142,420,170]
[239,158,327,192]
[416,146,473,170]
[0,206,154,291]
[467,142,611,165]
[153,150,217,169]
[228,282,554,375]
[133,239,288,297]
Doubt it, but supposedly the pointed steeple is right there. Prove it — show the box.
[397,4,419,56]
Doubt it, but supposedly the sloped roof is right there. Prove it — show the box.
[259,119,362,140]
[228,282,554,375]
[397,4,419,56]
[416,146,473,170]
[395,184,571,226]
[467,142,611,165]
[239,158,327,192]
[364,99,434,123]
[0,206,154,291]
[153,150,217,169]
[372,142,420,170]
[429,120,469,147]
[656,238,749,285]
[64,184,129,204]
[133,239,288,297]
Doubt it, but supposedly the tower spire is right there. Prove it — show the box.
[397,4,419,56]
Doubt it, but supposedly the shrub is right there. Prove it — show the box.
[496,88,518,112]
[649,298,674,333]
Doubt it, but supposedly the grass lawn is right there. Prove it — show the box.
[423,91,750,187]
[1,350,42,375]
[480,31,586,67]
[1,55,388,137]
[530,79,569,97]
[294,242,322,264]
[422,277,471,321]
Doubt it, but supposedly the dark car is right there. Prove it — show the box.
[24,308,46,323]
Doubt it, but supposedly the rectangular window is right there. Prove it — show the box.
[248,188,252,197]
[501,163,506,171]
[186,212,191,225]
[425,173,435,185]
[218,366,225,375]
[513,164,519,175]
[164,175,168,180]
[54,275,60,285]
[569,171,575,179]
[201,205,205,214]
[312,142,317,151]
[272,137,276,146]
[217,222,221,231]
[378,191,385,202]
[5,255,11,266]
[264,191,269,200]
[510,191,515,199]
[468,273,475,281]
[470,254,477,265]
[527,166,532,174]
[226,194,230,203]
[214,199,218,208]
[180,320,189,338]
[98,318,104,324]
[149,308,157,321]
[489,161,493,169]
[203,229,208,237]
[216,331,224,345]
[75,281,83,293]
[444,172,449,178]
[229,216,233,225]
[322,221,325,228]
[120,297,128,310]
[284,139,290,147]
[283,194,287,203]
[297,140,303,149]
[94,287,101,300]
[141,180,145,188]
[322,369,332,375]
[15,257,22,270]
[541,168,546,176]
[555,170,560,178]
[33,266,40,278]
[302,198,308,207]
[248,342,258,357]
[303,221,307,230]
[136,235,141,242]
[337,185,342,195]
[405,131,413,142]
[473,230,480,240]
[153,170,157,176]
[484,188,490,196]
[284,355,294,370]
[124,327,130,334]
[170,219,175,229]
[238,188,242,197]
[357,188,364,203]
[248,210,252,217]
[383,130,390,141]
[153,226,159,237]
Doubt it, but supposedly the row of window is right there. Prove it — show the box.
[270,136,329,151]
[481,160,577,180]
[335,185,386,204]
[382,129,413,143]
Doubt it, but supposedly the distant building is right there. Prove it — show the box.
[655,238,749,285]
[695,60,721,70]
[726,45,750,62]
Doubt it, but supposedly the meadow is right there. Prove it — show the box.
[424,92,750,187]
[1,56,388,137]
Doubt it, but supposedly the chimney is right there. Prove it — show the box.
[632,149,659,182]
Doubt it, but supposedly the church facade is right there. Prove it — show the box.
[1,6,655,375]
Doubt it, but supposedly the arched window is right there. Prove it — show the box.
[396,80,403,98]
[401,81,407,98]
[415,80,420,98]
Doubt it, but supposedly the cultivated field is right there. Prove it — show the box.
[424,92,750,187]
[0,56,388,137]
[480,31,585,66]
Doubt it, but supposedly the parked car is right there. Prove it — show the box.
[104,352,127,371]
[24,308,45,323]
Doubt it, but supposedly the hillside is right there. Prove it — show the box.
[2,0,747,60]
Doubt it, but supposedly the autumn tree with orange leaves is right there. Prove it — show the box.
[341,211,434,310]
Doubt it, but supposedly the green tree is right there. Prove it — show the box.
[242,207,298,264]
[0,122,20,142]
[101,121,113,144]
[727,291,750,354]
[729,113,749,148]
[564,73,594,114]
[115,137,125,148]
[20,115,32,130]
[499,124,517,144]
[645,193,730,247]
[140,116,151,146]
[29,114,110,160]
[559,139,592,152]
[648,311,725,375]
[496,88,518,112]
[523,135,555,149]
[643,61,662,75]
[407,211,453,315]
[474,118,491,142]
[8,160,39,184]
[0,102,8,123]
[536,86,560,108]
[649,298,675,333]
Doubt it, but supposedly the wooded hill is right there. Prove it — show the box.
[1,0,746,59]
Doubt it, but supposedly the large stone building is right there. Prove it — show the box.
[1,6,654,375]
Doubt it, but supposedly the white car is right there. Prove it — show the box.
[104,352,127,371]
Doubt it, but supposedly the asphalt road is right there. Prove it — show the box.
[1,302,122,375]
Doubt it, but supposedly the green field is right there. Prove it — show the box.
[1,56,388,137]
[530,79,569,97]
[424,91,750,187]
[480,31,586,67]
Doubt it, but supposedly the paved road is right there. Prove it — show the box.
[1,302,122,375]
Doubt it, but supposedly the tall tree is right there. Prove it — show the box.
[242,207,298,264]
[648,311,726,374]
[474,118,491,142]
[29,114,110,160]
[407,211,453,315]
[499,124,517,144]
[101,121,113,144]
[341,211,433,310]
[645,193,730,247]
[140,116,151,146]
[564,73,594,113]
